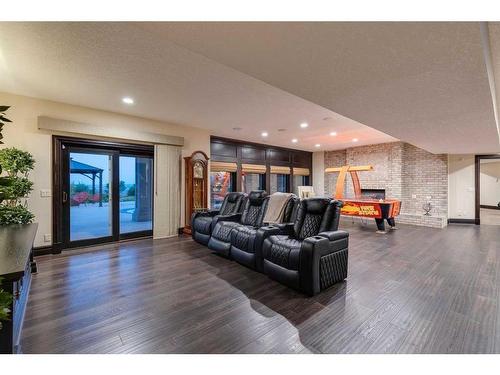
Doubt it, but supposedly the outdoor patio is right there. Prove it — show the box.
[70,200,152,241]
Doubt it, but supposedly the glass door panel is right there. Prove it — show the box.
[69,151,113,241]
[119,156,153,234]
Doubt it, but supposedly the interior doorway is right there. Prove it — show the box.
[475,155,500,225]
[53,136,154,250]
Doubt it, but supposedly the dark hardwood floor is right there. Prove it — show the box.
[20,220,500,353]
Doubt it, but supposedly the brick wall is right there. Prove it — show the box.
[401,143,448,217]
[324,141,448,227]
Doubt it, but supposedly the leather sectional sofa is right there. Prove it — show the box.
[191,192,349,296]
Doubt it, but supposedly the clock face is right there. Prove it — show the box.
[193,161,204,179]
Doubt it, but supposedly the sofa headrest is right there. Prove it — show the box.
[248,190,268,205]
[301,198,331,214]
[225,192,245,203]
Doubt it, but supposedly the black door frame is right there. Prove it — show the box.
[475,154,500,225]
[53,136,154,252]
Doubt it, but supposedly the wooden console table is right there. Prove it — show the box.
[0,223,38,354]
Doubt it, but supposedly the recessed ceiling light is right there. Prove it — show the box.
[300,122,308,128]
[352,138,359,142]
[261,132,268,137]
[330,131,337,136]
[315,144,321,148]
[122,97,134,105]
[292,138,298,143]
[232,127,242,131]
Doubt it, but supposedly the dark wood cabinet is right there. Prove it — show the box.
[0,223,38,354]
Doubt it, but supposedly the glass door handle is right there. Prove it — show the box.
[62,191,68,203]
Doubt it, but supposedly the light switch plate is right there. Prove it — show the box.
[40,189,52,197]
[411,194,417,199]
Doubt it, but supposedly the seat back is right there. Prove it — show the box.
[293,198,343,240]
[282,195,300,223]
[219,192,246,215]
[240,190,269,227]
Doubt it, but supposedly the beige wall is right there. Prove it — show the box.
[0,92,211,247]
[448,154,475,219]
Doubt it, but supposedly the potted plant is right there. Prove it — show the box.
[0,106,35,334]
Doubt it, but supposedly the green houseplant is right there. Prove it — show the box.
[0,148,35,224]
[0,106,35,225]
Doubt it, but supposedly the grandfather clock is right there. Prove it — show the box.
[183,151,209,234]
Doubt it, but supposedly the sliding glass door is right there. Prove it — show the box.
[55,137,154,249]
[69,150,114,242]
[119,155,153,236]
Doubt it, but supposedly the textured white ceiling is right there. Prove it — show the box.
[1,22,498,154]
[139,22,500,154]
[0,22,395,152]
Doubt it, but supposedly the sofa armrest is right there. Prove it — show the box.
[318,230,349,242]
[211,213,242,228]
[255,223,293,243]
[299,232,349,296]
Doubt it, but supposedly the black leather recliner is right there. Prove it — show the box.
[208,190,269,257]
[230,195,300,271]
[191,192,246,245]
[257,198,348,296]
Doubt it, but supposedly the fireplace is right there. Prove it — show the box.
[361,188,386,200]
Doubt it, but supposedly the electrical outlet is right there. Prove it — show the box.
[411,194,417,199]
[43,234,52,243]
[40,189,52,197]
[426,196,432,200]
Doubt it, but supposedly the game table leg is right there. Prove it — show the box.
[387,217,397,230]
[375,218,386,233]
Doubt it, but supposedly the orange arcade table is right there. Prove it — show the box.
[325,165,402,233]
[340,198,401,233]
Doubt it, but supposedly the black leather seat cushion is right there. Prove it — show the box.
[263,235,301,271]
[192,215,213,235]
[231,225,258,254]
[211,221,240,242]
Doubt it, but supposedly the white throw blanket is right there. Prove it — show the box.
[263,192,293,224]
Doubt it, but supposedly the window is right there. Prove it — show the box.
[270,166,290,193]
[242,173,265,193]
[241,163,266,193]
[210,161,238,209]
[293,175,310,195]
[293,168,311,195]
